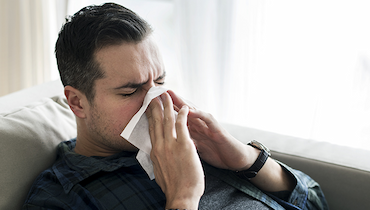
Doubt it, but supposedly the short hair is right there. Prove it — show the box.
[55,3,153,103]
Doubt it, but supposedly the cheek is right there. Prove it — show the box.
[114,98,144,131]
[95,91,146,135]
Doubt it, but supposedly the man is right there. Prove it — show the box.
[23,3,328,210]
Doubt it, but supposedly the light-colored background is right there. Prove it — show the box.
[1,0,370,151]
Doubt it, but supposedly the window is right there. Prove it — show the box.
[68,0,370,150]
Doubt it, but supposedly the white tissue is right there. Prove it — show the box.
[120,86,169,180]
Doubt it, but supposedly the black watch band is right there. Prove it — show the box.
[236,140,270,179]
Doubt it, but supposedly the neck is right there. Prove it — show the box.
[74,125,138,157]
[72,115,139,156]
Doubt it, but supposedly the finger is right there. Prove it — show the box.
[167,90,195,112]
[188,109,221,132]
[146,97,164,145]
[146,103,156,144]
[175,105,192,143]
[160,92,176,142]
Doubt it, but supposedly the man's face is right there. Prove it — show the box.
[82,38,165,153]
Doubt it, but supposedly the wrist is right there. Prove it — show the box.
[235,140,271,179]
[165,196,200,210]
[235,144,260,171]
[166,209,193,210]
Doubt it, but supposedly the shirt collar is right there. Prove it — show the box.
[53,138,139,193]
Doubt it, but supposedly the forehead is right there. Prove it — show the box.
[94,38,164,87]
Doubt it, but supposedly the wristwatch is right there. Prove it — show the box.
[236,140,271,179]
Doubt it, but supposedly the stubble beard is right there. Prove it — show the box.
[89,105,138,152]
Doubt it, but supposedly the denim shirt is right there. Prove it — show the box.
[23,139,328,210]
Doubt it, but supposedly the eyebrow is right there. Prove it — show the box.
[114,71,166,90]
[114,81,148,90]
[155,71,166,82]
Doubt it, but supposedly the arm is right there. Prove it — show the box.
[269,161,329,210]
[146,92,204,209]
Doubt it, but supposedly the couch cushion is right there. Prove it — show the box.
[0,95,77,210]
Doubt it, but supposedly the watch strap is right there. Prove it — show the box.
[236,149,269,179]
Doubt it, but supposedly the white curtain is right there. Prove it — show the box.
[174,0,235,116]
[0,0,66,97]
[174,0,267,126]
[12,0,368,150]
[174,0,370,150]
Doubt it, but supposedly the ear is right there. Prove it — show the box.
[64,86,88,119]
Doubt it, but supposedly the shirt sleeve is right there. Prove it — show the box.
[269,160,329,210]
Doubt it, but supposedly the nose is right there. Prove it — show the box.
[138,81,161,108]
[139,80,158,106]
[143,80,156,94]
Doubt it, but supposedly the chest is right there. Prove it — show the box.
[81,167,166,210]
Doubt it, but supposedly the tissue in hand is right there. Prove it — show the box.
[120,86,169,180]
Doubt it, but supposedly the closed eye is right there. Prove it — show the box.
[120,89,138,97]
[155,72,166,85]
[155,81,165,85]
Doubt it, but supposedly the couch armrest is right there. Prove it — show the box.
[222,122,370,210]
[272,151,370,210]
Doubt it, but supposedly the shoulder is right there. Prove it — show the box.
[23,140,77,208]
[23,165,101,209]
[23,166,64,207]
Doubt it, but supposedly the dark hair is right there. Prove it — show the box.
[55,3,153,103]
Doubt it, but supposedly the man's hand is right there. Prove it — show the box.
[167,90,296,193]
[146,92,204,209]
[167,90,255,171]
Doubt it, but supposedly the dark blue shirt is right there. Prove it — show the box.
[23,139,328,209]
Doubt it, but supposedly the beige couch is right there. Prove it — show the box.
[1,80,369,210]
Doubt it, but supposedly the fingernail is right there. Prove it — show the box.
[160,93,167,100]
[182,105,189,111]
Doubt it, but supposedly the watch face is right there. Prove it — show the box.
[250,140,271,156]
